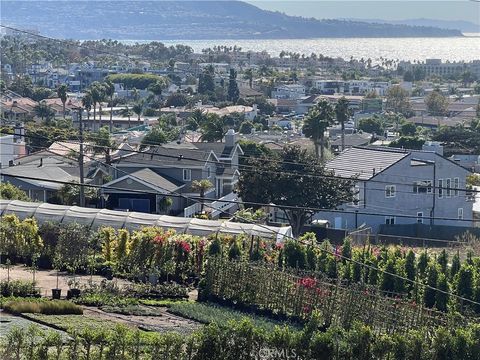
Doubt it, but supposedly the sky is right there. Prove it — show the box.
[247,1,480,24]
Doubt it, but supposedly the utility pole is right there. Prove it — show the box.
[78,107,85,207]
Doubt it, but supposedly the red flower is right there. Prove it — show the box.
[275,242,284,250]
[297,277,317,289]
[179,240,191,254]
[153,234,166,245]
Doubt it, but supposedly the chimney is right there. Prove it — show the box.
[225,128,236,147]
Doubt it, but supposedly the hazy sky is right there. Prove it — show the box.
[247,1,480,23]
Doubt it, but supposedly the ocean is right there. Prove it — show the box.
[130,34,480,63]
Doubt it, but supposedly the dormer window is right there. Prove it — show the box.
[183,169,191,181]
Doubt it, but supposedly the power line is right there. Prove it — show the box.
[8,130,477,196]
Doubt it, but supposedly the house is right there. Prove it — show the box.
[271,84,306,100]
[102,130,243,217]
[0,151,104,203]
[314,146,473,232]
[330,132,372,153]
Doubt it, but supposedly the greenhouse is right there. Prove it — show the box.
[0,200,292,241]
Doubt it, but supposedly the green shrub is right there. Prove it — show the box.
[4,300,83,315]
[0,280,39,297]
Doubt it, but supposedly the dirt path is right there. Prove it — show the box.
[83,307,200,334]
[0,265,132,297]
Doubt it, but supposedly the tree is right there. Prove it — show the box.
[237,146,355,236]
[335,97,350,152]
[187,109,207,131]
[148,77,169,99]
[103,80,115,132]
[425,91,449,116]
[165,93,188,108]
[0,183,29,201]
[385,85,411,115]
[388,136,425,150]
[424,264,438,308]
[88,82,104,130]
[198,69,215,94]
[89,126,116,165]
[227,69,240,103]
[400,122,417,136]
[239,121,254,134]
[243,68,254,88]
[82,91,93,124]
[303,99,335,160]
[34,102,55,123]
[56,84,68,119]
[191,179,213,213]
[54,222,90,276]
[132,101,144,124]
[358,116,383,135]
[456,264,474,301]
[119,106,133,128]
[435,273,449,312]
[403,71,414,82]
[199,114,225,142]
[140,125,169,150]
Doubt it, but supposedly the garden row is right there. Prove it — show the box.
[2,314,479,360]
[1,215,479,314]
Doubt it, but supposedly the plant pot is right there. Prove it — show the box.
[67,288,81,299]
[51,288,62,299]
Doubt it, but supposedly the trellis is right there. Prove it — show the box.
[203,258,468,335]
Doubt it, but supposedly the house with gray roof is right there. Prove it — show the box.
[314,146,473,232]
[102,130,243,216]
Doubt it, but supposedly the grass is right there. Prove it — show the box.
[168,302,301,332]
[23,313,119,332]
[101,300,188,315]
[4,300,83,315]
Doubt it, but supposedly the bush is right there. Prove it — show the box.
[0,280,39,297]
[4,300,83,315]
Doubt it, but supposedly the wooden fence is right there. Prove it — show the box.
[203,258,468,335]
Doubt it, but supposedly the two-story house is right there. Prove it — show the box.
[101,130,243,216]
[315,146,473,232]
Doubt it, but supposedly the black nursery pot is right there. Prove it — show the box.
[51,288,61,299]
[67,288,81,299]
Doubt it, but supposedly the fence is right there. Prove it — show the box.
[202,258,467,335]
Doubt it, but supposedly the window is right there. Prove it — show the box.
[458,208,463,220]
[413,180,432,194]
[454,177,459,197]
[183,169,191,181]
[385,216,395,225]
[417,212,424,224]
[207,167,211,178]
[438,179,443,198]
[446,178,451,198]
[385,185,396,198]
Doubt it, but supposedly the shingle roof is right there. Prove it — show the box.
[128,168,184,192]
[326,147,409,180]
[330,133,372,147]
[117,146,214,167]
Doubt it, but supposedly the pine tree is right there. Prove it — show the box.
[227,69,239,103]
[437,249,448,275]
[417,251,429,279]
[405,250,416,293]
[456,265,474,301]
[435,273,449,312]
[450,252,461,280]
[424,264,438,308]
[380,258,396,294]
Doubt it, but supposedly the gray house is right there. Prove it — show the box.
[315,146,473,232]
[102,130,243,216]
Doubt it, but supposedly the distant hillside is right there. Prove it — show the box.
[350,18,479,33]
[0,1,463,40]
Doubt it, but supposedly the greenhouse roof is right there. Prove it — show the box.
[0,200,292,241]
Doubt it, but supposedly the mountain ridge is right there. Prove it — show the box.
[0,1,463,40]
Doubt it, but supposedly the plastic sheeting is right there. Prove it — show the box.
[0,200,292,241]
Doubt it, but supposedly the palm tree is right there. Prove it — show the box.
[132,101,144,124]
[88,82,103,131]
[243,68,254,89]
[34,102,55,123]
[103,80,115,132]
[82,90,93,125]
[191,179,213,213]
[57,84,68,119]
[120,106,133,128]
[148,77,169,100]
[89,126,116,165]
[335,97,350,152]
[303,99,335,161]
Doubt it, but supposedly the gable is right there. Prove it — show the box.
[105,178,159,193]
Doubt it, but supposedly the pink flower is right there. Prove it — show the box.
[153,234,166,245]
[179,240,191,254]
[275,242,284,250]
[297,277,317,289]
